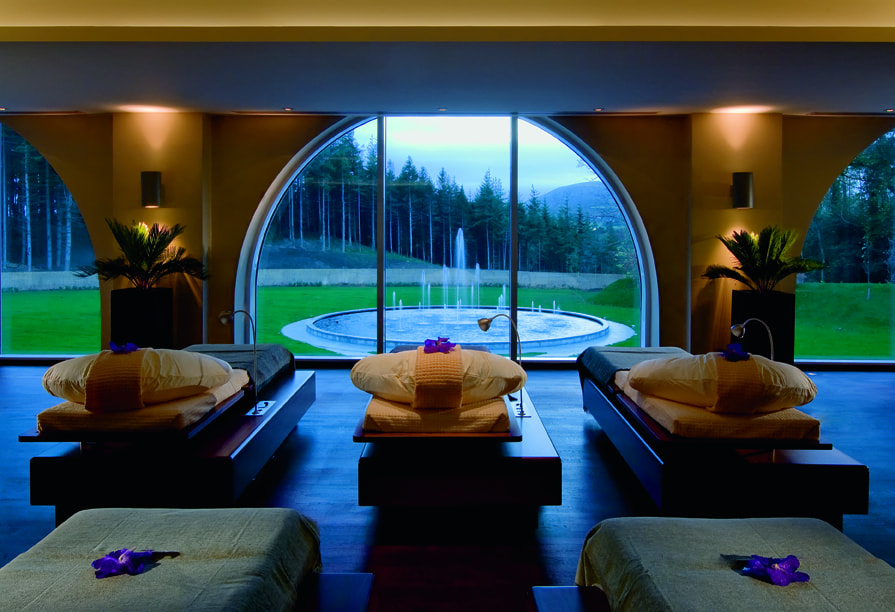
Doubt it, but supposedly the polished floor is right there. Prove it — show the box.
[3,365,894,610]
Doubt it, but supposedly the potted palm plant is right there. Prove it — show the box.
[77,218,208,349]
[702,225,824,364]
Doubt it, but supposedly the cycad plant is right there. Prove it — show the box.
[702,225,824,294]
[77,218,208,290]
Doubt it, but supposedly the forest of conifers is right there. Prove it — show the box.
[2,123,893,283]
[262,132,636,275]
[803,130,895,284]
[0,125,92,273]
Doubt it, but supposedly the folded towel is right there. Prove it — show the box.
[85,349,146,412]
[411,345,463,409]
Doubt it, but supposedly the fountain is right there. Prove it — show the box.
[280,227,635,356]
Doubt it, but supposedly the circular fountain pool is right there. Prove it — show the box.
[282,306,634,355]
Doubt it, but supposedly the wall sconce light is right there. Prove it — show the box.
[731,172,753,209]
[141,171,162,208]
[477,312,529,418]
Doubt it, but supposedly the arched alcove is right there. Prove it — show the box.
[0,123,98,355]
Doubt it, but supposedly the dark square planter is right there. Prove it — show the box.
[730,290,795,364]
[110,287,174,349]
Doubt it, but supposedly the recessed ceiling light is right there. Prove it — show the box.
[283,107,294,112]
[115,105,179,113]
[593,108,604,112]
[712,105,775,114]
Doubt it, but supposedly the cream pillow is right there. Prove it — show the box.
[43,348,233,406]
[626,353,816,414]
[350,348,526,404]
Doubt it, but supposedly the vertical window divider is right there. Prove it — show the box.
[510,115,520,362]
[376,115,386,354]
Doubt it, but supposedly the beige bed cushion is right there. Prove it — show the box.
[0,507,322,612]
[626,353,816,414]
[37,368,249,434]
[618,370,820,440]
[43,348,234,407]
[350,347,526,405]
[575,516,895,611]
[362,395,511,433]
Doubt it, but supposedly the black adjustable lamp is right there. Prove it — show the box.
[219,309,274,415]
[477,312,528,418]
[730,317,775,361]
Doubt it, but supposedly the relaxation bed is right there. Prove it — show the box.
[0,507,373,612]
[534,516,895,612]
[350,343,561,520]
[351,344,525,439]
[20,344,316,523]
[577,346,869,526]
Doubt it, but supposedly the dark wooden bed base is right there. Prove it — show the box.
[580,373,869,528]
[25,369,316,524]
[356,389,561,526]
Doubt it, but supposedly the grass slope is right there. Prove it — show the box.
[2,281,891,359]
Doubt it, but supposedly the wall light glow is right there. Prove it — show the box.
[132,113,179,153]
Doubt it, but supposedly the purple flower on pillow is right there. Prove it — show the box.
[424,337,456,353]
[741,555,810,586]
[91,548,155,578]
[109,341,140,354]
[721,343,750,362]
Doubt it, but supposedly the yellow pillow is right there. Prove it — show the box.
[43,348,233,406]
[350,348,526,405]
[626,353,816,414]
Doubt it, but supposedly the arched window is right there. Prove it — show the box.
[799,129,895,362]
[0,124,98,355]
[255,116,652,359]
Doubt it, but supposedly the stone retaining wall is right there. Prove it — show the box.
[258,269,624,291]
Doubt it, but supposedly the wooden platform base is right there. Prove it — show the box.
[581,376,869,528]
[27,370,316,524]
[357,390,561,521]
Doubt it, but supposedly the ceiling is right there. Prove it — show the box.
[1,38,894,117]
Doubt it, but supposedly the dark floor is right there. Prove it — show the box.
[3,366,894,610]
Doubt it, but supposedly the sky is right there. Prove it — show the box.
[351,116,599,197]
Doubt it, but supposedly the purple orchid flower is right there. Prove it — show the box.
[92,548,156,578]
[741,554,810,586]
[109,341,140,354]
[721,343,750,362]
[423,337,456,353]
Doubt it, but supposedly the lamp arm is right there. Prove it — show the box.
[482,312,525,417]
[220,309,259,410]
[732,317,775,361]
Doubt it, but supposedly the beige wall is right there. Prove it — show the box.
[3,111,895,352]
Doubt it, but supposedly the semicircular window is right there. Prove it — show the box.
[1,124,98,355]
[257,116,642,359]
[798,128,895,361]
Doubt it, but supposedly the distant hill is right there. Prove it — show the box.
[541,181,621,220]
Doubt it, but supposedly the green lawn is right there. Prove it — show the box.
[1,289,101,354]
[796,282,894,359]
[2,282,893,359]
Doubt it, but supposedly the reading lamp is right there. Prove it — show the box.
[219,309,272,416]
[477,313,529,418]
[731,317,775,361]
